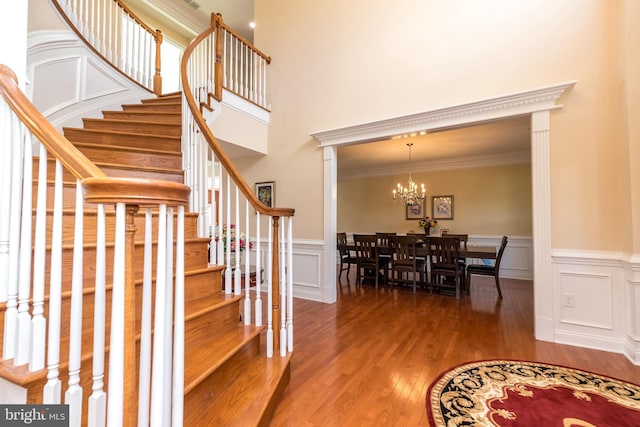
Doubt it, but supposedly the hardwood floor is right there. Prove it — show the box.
[269,271,640,426]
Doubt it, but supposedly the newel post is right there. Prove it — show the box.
[213,13,224,101]
[271,216,281,353]
[153,30,163,96]
[124,204,139,426]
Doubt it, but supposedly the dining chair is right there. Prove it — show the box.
[354,234,388,288]
[388,235,426,293]
[440,231,468,249]
[466,235,508,299]
[337,232,357,286]
[440,231,469,270]
[376,232,396,277]
[427,236,465,299]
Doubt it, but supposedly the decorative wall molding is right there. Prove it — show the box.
[552,250,640,364]
[27,30,152,129]
[311,81,576,146]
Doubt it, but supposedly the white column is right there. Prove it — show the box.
[531,110,554,342]
[323,146,338,304]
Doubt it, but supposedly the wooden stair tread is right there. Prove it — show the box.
[142,93,181,102]
[63,127,181,141]
[95,160,183,175]
[183,324,264,393]
[192,349,292,427]
[72,141,182,157]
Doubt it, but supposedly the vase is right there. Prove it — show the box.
[424,225,430,236]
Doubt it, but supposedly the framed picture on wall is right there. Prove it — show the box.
[405,199,426,220]
[432,195,454,220]
[256,181,275,207]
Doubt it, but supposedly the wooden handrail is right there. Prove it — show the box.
[181,25,294,218]
[82,176,190,206]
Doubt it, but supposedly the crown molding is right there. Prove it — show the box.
[311,81,576,146]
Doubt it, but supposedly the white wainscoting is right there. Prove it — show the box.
[27,30,151,129]
[552,250,640,365]
[254,239,327,303]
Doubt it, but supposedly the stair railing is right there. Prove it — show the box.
[215,14,271,110]
[0,65,189,426]
[51,0,163,95]
[182,13,295,357]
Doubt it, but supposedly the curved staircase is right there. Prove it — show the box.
[0,92,291,425]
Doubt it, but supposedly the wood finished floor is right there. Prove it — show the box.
[268,271,640,426]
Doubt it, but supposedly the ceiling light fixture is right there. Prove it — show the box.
[392,143,425,206]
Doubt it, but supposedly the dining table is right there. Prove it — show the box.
[339,236,497,292]
[338,238,497,260]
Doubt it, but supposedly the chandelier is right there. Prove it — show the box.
[392,143,425,206]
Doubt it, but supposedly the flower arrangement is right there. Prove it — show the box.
[418,216,438,233]
[215,224,253,252]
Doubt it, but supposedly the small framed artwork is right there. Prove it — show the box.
[405,199,426,220]
[255,181,275,207]
[432,195,454,220]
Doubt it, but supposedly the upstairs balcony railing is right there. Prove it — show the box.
[52,0,163,95]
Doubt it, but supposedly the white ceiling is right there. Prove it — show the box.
[337,116,532,178]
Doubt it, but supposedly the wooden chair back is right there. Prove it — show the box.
[337,232,349,257]
[495,235,508,268]
[375,232,396,247]
[389,235,418,266]
[354,234,377,263]
[428,237,461,269]
[440,231,468,249]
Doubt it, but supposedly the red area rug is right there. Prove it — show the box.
[426,360,640,426]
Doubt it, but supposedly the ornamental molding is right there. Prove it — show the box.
[311,81,576,146]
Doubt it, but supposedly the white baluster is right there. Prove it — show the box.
[0,104,12,302]
[30,146,48,371]
[163,207,174,424]
[255,213,262,327]
[150,204,167,427]
[280,221,286,357]
[137,208,153,427]
[234,186,241,295]
[172,206,185,427]
[106,202,126,426]
[224,174,232,293]
[3,116,23,360]
[287,218,294,352]
[88,203,106,427]
[15,132,33,366]
[43,160,64,404]
[266,220,273,358]
[244,200,251,325]
[65,179,85,427]
[216,163,224,264]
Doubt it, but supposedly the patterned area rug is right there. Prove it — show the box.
[426,359,640,426]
